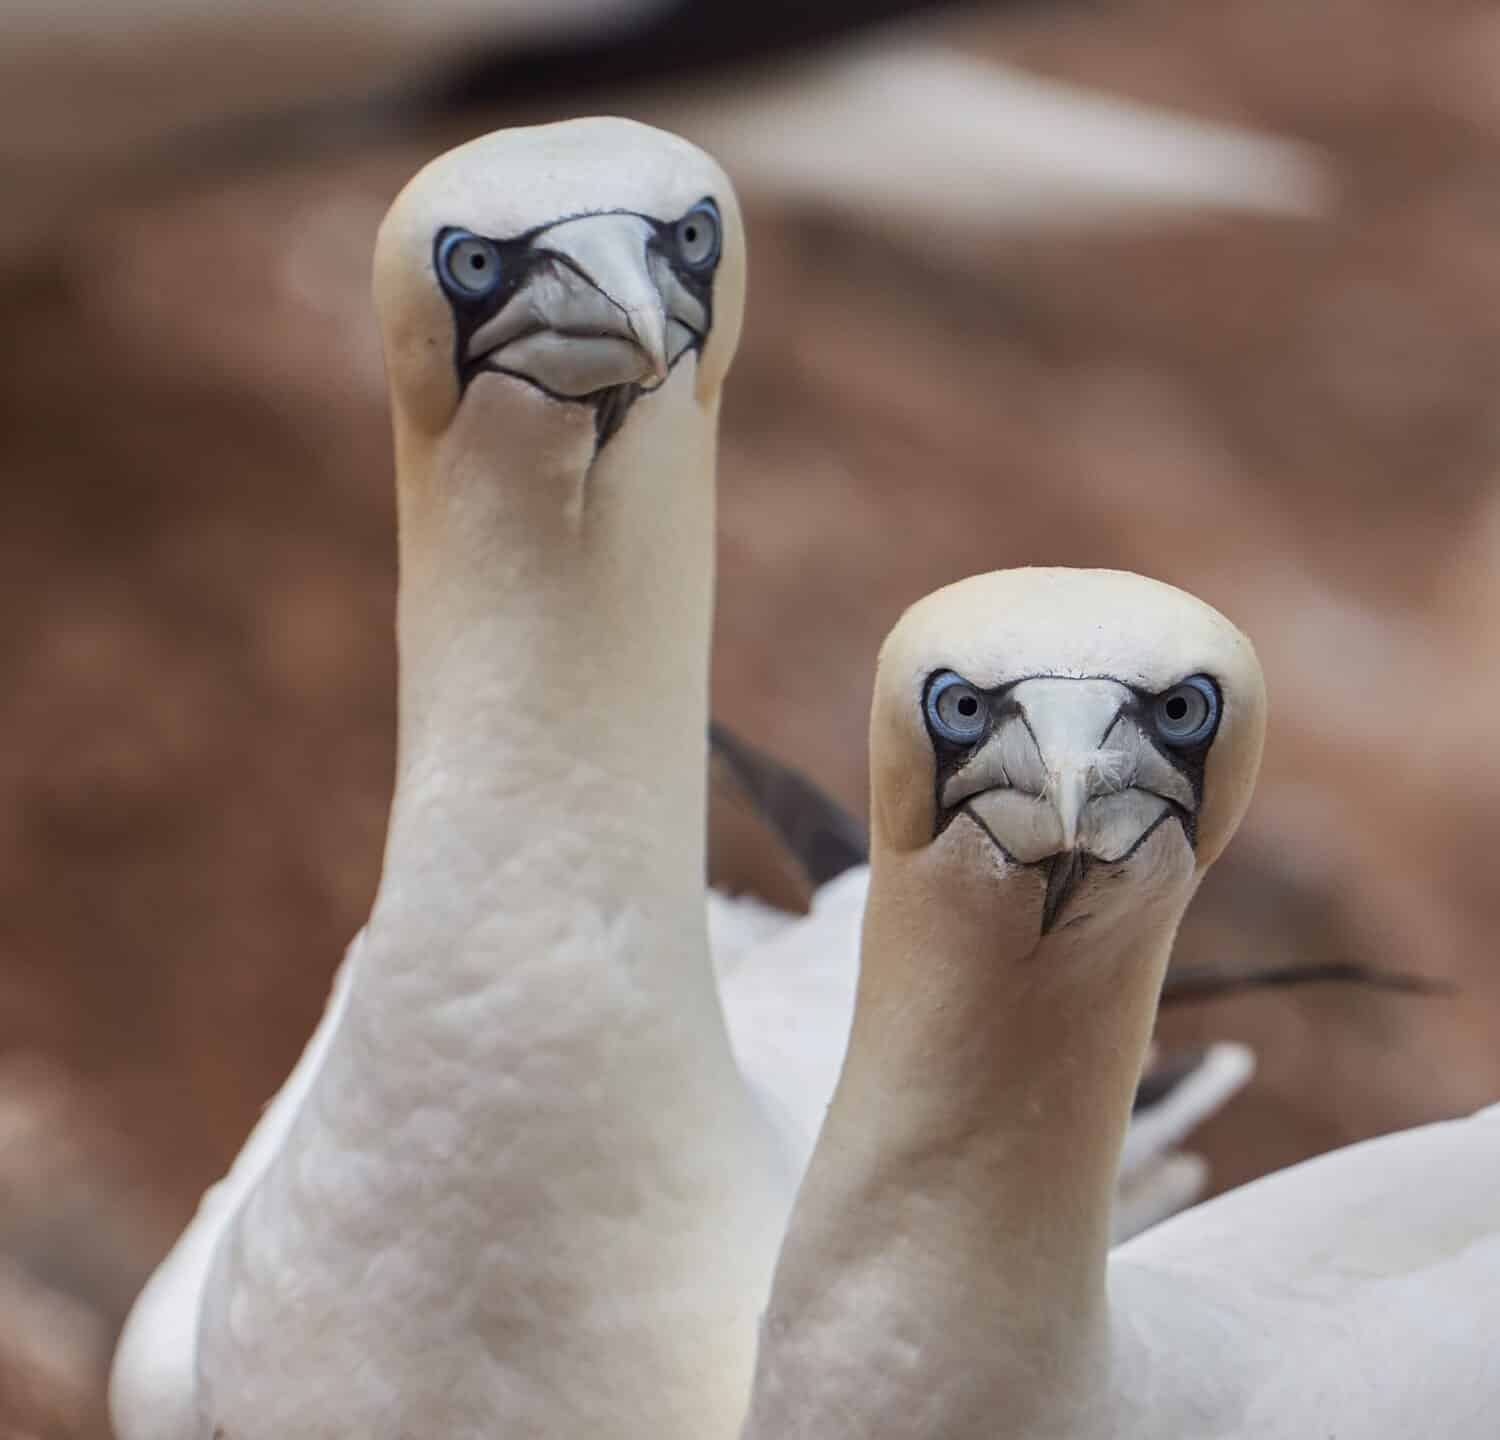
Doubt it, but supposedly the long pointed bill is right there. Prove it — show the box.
[464,214,671,395]
[1050,764,1093,854]
[621,292,670,384]
[539,215,671,381]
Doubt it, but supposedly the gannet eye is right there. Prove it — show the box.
[437,230,502,298]
[925,672,989,746]
[673,202,721,272]
[1152,676,1220,748]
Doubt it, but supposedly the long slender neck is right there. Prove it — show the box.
[376,377,717,990]
[337,371,775,1144]
[209,373,788,1437]
[743,834,1178,1440]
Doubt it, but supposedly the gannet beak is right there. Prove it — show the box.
[940,678,1197,932]
[464,214,673,395]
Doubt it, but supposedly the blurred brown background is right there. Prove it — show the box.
[4,0,1499,1433]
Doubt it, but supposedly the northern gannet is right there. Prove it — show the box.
[112,115,789,1440]
[741,566,1500,1440]
[109,129,1253,1440]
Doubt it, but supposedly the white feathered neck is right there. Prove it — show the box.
[740,568,1265,1440]
[191,125,787,1439]
[741,831,1178,1440]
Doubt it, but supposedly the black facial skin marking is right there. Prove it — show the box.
[433,198,719,454]
[924,670,1220,838]
[918,666,1224,936]
[921,671,1222,930]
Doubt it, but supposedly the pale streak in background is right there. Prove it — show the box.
[653,40,1332,238]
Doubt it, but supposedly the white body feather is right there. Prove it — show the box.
[112,865,1248,1440]
[1107,1101,1500,1438]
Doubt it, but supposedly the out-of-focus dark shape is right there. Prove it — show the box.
[1,0,1335,268]
[0,0,1001,264]
[1161,962,1450,1005]
[709,724,869,905]
[436,0,988,107]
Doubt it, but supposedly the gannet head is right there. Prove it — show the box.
[869,568,1266,940]
[373,116,744,453]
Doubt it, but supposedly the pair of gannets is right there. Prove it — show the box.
[109,119,1497,1440]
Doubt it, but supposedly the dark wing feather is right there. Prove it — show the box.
[707,723,868,913]
[1161,962,1447,1006]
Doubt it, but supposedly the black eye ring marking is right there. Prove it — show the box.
[1150,675,1221,750]
[921,671,1224,849]
[435,230,504,300]
[670,200,721,272]
[923,670,991,747]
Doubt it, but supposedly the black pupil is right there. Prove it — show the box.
[684,225,699,244]
[1165,695,1189,722]
[469,252,486,270]
[956,695,978,718]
